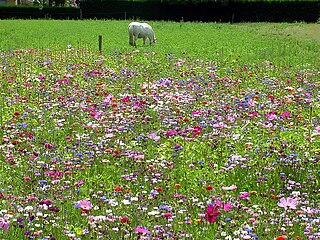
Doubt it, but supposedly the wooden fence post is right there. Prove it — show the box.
[99,35,102,54]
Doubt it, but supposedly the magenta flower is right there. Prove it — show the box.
[278,197,298,210]
[75,179,85,187]
[238,192,250,199]
[223,203,232,211]
[214,200,232,211]
[134,226,150,234]
[280,111,290,118]
[162,212,173,218]
[166,129,177,137]
[204,205,220,223]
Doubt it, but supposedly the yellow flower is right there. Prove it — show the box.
[249,190,258,195]
[75,227,82,235]
[194,219,202,224]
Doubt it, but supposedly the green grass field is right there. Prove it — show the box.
[0,20,319,240]
[1,20,319,66]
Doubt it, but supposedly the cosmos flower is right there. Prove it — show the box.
[0,215,10,231]
[278,197,298,210]
[204,205,220,223]
[238,192,250,199]
[75,199,93,213]
[134,226,150,234]
[214,200,232,211]
[221,184,237,191]
[162,212,173,218]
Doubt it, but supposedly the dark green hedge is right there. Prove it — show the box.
[0,6,80,20]
[81,1,320,22]
[0,1,319,22]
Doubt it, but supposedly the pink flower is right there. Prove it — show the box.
[248,99,256,106]
[134,226,150,234]
[149,132,160,142]
[265,112,277,121]
[204,205,220,223]
[278,197,298,210]
[223,203,232,211]
[76,199,93,213]
[214,200,232,211]
[0,216,10,231]
[221,184,237,191]
[75,179,85,187]
[238,192,250,199]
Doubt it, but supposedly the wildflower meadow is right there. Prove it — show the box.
[0,20,319,240]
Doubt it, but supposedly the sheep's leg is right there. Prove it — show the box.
[129,34,134,46]
[133,35,137,47]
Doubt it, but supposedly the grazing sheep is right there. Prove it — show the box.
[128,22,156,47]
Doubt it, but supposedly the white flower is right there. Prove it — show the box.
[130,197,138,201]
[122,200,131,205]
[24,206,34,212]
[147,210,160,216]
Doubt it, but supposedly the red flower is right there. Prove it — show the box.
[205,185,214,190]
[270,194,278,199]
[120,216,130,223]
[114,186,123,192]
[275,236,287,240]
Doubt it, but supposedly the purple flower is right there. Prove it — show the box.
[0,216,10,231]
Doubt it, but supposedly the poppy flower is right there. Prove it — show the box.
[114,186,123,192]
[120,216,130,223]
[275,236,286,240]
[205,185,214,190]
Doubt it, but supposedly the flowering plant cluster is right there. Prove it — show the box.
[0,47,319,240]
